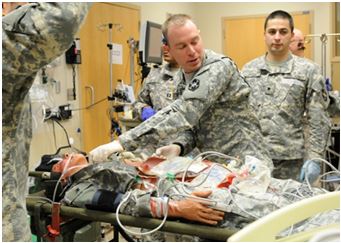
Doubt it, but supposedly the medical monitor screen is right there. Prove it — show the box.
[139,21,163,65]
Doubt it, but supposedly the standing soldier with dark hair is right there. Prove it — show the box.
[241,10,331,182]
[2,3,91,241]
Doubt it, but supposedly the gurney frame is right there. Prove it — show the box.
[26,196,236,241]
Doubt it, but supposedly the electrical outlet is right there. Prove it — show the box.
[43,107,60,121]
[43,104,72,121]
[59,104,72,119]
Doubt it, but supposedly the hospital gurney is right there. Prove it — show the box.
[28,153,241,241]
[26,192,237,241]
[28,152,340,241]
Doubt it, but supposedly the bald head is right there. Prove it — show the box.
[289,28,305,57]
[293,28,304,38]
[162,14,192,45]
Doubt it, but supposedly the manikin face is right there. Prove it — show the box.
[164,20,204,73]
[264,18,294,59]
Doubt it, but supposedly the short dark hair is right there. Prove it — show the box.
[264,10,294,32]
[162,14,192,45]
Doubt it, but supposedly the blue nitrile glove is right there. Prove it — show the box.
[299,160,321,184]
[141,107,156,121]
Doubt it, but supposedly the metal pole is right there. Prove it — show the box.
[26,197,236,241]
[108,23,113,96]
[304,33,340,80]
[305,33,340,38]
[320,34,328,79]
[106,23,116,141]
[128,37,136,89]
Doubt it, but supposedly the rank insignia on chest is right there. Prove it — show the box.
[188,79,200,91]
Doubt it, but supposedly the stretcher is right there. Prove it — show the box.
[26,193,237,241]
[28,157,239,241]
[28,153,339,241]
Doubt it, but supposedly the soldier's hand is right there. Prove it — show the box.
[168,190,224,225]
[89,140,123,163]
[155,144,181,159]
[141,107,156,121]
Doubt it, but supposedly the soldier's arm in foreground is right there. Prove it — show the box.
[3,2,91,112]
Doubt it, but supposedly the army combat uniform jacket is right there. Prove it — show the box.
[119,50,273,169]
[242,54,331,161]
[2,3,90,241]
[132,63,180,119]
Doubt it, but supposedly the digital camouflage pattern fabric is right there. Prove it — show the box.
[132,63,180,119]
[242,54,331,179]
[2,3,90,241]
[119,50,273,169]
[271,159,303,181]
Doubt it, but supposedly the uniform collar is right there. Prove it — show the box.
[161,63,178,78]
[260,52,295,74]
[179,49,224,81]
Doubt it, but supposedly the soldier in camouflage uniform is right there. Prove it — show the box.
[90,14,273,169]
[241,10,331,180]
[63,155,339,241]
[133,46,180,120]
[2,3,90,241]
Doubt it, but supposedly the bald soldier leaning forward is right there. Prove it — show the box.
[90,14,273,169]
[2,3,90,241]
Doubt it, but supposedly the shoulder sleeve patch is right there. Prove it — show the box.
[182,72,209,100]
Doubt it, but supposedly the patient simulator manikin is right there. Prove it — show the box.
[54,151,339,240]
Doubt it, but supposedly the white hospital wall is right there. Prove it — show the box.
[133,2,195,25]
[29,55,83,170]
